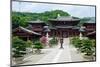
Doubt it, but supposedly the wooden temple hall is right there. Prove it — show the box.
[13,15,96,40]
[48,16,81,37]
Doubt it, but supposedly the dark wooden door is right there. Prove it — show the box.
[62,31,68,38]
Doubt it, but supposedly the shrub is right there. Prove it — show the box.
[33,41,43,54]
[26,40,33,48]
[74,38,82,48]
[12,36,26,58]
[91,39,96,47]
[49,37,58,46]
[80,39,94,56]
[33,41,43,50]
[70,37,79,45]
[70,37,96,57]
[91,39,96,56]
[70,37,82,48]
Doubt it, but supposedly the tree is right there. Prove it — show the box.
[12,14,29,29]
[12,10,70,25]
[80,39,93,56]
[12,36,26,58]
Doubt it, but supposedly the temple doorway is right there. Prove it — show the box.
[62,31,68,38]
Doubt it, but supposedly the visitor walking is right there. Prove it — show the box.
[60,37,64,49]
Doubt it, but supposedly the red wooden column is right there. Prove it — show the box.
[27,36,29,41]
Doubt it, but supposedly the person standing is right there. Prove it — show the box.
[60,37,64,49]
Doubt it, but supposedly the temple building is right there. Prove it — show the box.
[13,26,41,41]
[27,19,47,35]
[83,21,96,34]
[86,31,96,39]
[13,15,96,39]
[48,16,80,37]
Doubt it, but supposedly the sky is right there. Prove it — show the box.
[12,1,95,18]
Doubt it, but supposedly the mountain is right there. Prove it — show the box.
[77,17,96,26]
[12,10,70,22]
[80,17,95,23]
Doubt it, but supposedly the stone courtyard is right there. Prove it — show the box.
[17,38,88,65]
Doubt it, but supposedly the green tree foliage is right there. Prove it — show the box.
[33,41,43,50]
[12,13,31,28]
[80,39,93,56]
[25,40,33,48]
[70,37,96,56]
[12,36,26,57]
[12,10,70,28]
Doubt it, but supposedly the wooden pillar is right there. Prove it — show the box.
[57,31,59,37]
[27,36,29,41]
[60,31,63,37]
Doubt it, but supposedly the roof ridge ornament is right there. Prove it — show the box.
[57,14,61,18]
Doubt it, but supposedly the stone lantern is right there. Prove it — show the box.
[43,25,50,46]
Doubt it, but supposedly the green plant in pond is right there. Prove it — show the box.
[12,36,26,58]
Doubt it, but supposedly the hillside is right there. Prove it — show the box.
[12,10,70,28]
[12,10,95,28]
[77,17,96,26]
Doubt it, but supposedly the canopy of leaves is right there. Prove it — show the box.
[25,40,33,48]
[12,10,95,28]
[33,41,43,49]
[12,36,26,57]
[12,10,70,28]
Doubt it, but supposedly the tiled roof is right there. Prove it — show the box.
[13,26,41,35]
[55,26,80,29]
[87,31,96,36]
[28,19,45,23]
[49,16,80,21]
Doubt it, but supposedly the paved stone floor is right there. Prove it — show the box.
[19,38,88,65]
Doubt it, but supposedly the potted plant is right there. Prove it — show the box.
[12,36,26,64]
[33,41,43,54]
[80,39,94,60]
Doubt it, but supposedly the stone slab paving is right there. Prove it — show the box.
[57,38,72,63]
[20,38,87,65]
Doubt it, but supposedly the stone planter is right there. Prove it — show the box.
[35,49,41,54]
[83,55,94,61]
[14,57,24,64]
